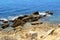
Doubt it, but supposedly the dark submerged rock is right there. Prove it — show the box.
[45,11,53,15]
[17,16,24,20]
[3,21,8,23]
[9,20,14,22]
[17,15,28,20]
[2,23,9,29]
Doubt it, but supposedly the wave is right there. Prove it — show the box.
[0,15,24,21]
[0,18,8,21]
[8,15,24,20]
[39,12,52,17]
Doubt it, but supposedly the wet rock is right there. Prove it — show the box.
[12,19,25,28]
[45,11,53,15]
[22,15,40,22]
[31,17,40,22]
[17,16,24,20]
[2,23,9,29]
[9,20,14,22]
[0,20,8,23]
[17,11,40,22]
[3,21,8,23]
[0,11,53,29]
[0,20,4,22]
[17,15,28,20]
[22,16,31,22]
[23,15,29,17]
[32,11,39,15]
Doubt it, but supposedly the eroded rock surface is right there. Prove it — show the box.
[0,22,59,40]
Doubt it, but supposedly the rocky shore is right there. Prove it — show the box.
[0,11,60,40]
[0,21,60,40]
[0,11,53,29]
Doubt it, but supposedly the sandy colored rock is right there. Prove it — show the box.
[0,22,60,40]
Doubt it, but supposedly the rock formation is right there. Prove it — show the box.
[0,11,53,29]
[12,19,25,28]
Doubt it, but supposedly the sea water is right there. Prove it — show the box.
[0,0,60,23]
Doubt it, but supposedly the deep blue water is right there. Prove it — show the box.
[0,0,60,23]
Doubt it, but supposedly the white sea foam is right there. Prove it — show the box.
[39,12,46,15]
[8,15,24,20]
[0,18,8,21]
[39,12,51,17]
[46,14,51,16]
[0,14,24,21]
[0,12,52,21]
[8,16,19,20]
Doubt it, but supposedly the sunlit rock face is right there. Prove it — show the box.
[0,20,60,40]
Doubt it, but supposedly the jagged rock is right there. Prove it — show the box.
[32,11,39,15]
[0,11,53,29]
[22,15,40,22]
[10,11,53,28]
[16,11,40,22]
[22,17,31,22]
[12,19,25,28]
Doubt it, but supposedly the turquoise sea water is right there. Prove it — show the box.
[0,0,60,23]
